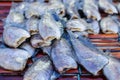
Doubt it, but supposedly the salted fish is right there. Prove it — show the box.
[51,38,77,73]
[67,31,108,75]
[0,48,30,71]
[3,26,30,48]
[24,56,53,80]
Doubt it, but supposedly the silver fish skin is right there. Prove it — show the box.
[26,17,39,35]
[67,31,108,75]
[30,34,51,48]
[3,26,30,48]
[87,20,100,34]
[98,0,118,14]
[62,0,80,19]
[0,48,30,71]
[5,11,24,26]
[24,56,53,80]
[100,16,119,34]
[83,0,101,21]
[117,3,120,13]
[20,42,35,57]
[25,2,46,19]
[42,46,52,56]
[51,38,77,73]
[48,0,65,18]
[66,19,87,32]
[39,12,63,41]
[103,57,120,80]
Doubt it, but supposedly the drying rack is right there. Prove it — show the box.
[0,1,120,80]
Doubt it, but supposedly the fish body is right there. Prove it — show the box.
[26,17,39,35]
[62,0,80,19]
[87,20,100,34]
[20,42,35,57]
[103,57,120,80]
[66,19,87,32]
[83,0,101,21]
[24,56,53,80]
[98,0,118,14]
[39,12,63,41]
[0,48,30,71]
[67,31,108,75]
[3,26,30,48]
[51,38,77,73]
[31,34,51,48]
[100,16,119,34]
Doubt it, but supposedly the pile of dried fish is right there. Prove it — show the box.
[0,0,120,80]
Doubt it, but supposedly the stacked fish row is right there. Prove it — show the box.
[0,0,120,80]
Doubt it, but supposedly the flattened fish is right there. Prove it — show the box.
[67,31,108,75]
[48,0,65,18]
[103,57,120,80]
[24,56,53,80]
[3,26,30,48]
[98,0,118,14]
[0,48,30,71]
[83,0,101,21]
[25,2,46,18]
[26,17,39,35]
[62,0,79,19]
[5,11,24,27]
[51,38,77,73]
[20,42,35,57]
[66,18,87,32]
[39,12,63,41]
[87,20,100,34]
[100,16,119,34]
[30,34,51,48]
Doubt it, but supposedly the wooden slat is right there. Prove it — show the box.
[94,42,120,47]
[90,39,118,43]
[0,2,12,6]
[89,34,118,39]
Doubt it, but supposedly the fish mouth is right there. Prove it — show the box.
[90,15,97,20]
[17,37,26,47]
[86,29,94,34]
[30,30,38,35]
[104,30,115,34]
[105,9,114,14]
[71,16,79,20]
[68,28,81,32]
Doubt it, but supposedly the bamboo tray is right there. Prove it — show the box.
[0,1,120,80]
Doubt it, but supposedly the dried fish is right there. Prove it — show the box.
[20,42,35,57]
[0,48,30,71]
[103,57,120,80]
[30,34,51,48]
[83,0,101,21]
[100,16,119,34]
[26,17,39,35]
[48,0,65,18]
[67,31,108,75]
[24,56,53,80]
[66,18,87,32]
[3,26,30,48]
[87,20,100,34]
[62,0,79,19]
[98,0,118,14]
[39,12,63,41]
[5,11,24,27]
[51,38,77,73]
[25,2,46,18]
